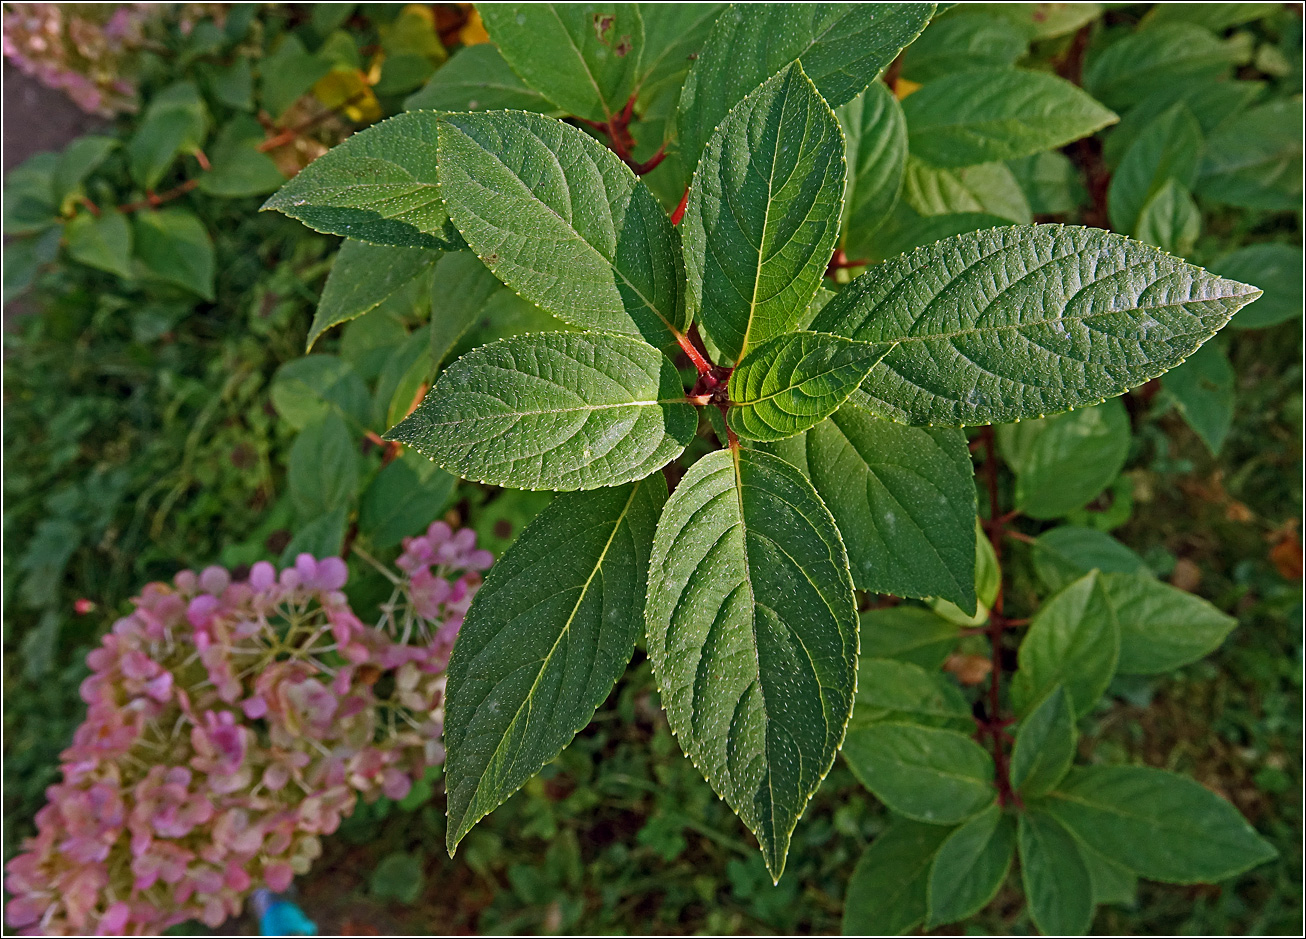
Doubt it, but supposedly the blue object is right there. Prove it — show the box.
[252,888,318,936]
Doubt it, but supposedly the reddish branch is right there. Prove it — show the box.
[579,94,667,175]
[825,247,868,278]
[670,187,690,226]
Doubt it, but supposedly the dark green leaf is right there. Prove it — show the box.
[3,228,61,303]
[1032,526,1150,594]
[901,13,1032,82]
[1079,843,1138,907]
[1008,151,1086,216]
[677,3,935,176]
[288,413,360,521]
[1142,2,1280,32]
[871,210,1012,262]
[132,209,215,300]
[1197,100,1303,211]
[1044,765,1277,883]
[1162,340,1234,455]
[278,507,348,566]
[682,63,844,362]
[127,82,209,190]
[206,57,254,110]
[1083,24,1241,111]
[843,722,994,824]
[632,3,727,102]
[405,44,559,113]
[259,33,332,118]
[1010,572,1118,718]
[196,116,286,198]
[479,5,644,123]
[646,448,858,878]
[1100,572,1237,675]
[806,405,977,608]
[1218,243,1302,330]
[860,606,960,670]
[429,251,506,368]
[996,399,1130,520]
[270,354,372,431]
[811,225,1261,427]
[1107,104,1202,234]
[263,112,463,250]
[53,135,118,207]
[1134,179,1200,256]
[839,82,908,259]
[357,450,457,549]
[927,804,1016,926]
[445,476,666,851]
[369,851,425,905]
[1018,810,1094,936]
[310,240,439,349]
[842,819,953,936]
[388,332,695,491]
[901,158,1031,222]
[3,152,59,235]
[1103,79,1264,168]
[437,110,685,349]
[1010,685,1076,798]
[853,658,972,729]
[902,68,1116,169]
[65,211,133,280]
[727,333,890,441]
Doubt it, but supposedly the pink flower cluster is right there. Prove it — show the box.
[6,523,491,935]
[2,3,155,115]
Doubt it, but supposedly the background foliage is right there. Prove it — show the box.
[3,2,1301,934]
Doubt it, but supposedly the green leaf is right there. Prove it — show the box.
[646,447,858,878]
[1142,2,1280,30]
[357,450,456,549]
[310,240,439,349]
[1107,104,1203,235]
[1083,24,1241,111]
[429,251,505,368]
[1134,179,1200,256]
[262,112,462,250]
[967,2,1102,40]
[1099,572,1237,675]
[1008,151,1086,216]
[1079,843,1138,908]
[270,354,372,431]
[682,63,844,363]
[196,116,286,198]
[2,153,59,235]
[387,331,695,491]
[53,136,118,208]
[842,819,954,936]
[806,405,977,608]
[1197,100,1303,211]
[901,12,1032,82]
[1162,340,1234,455]
[3,228,60,303]
[445,475,666,852]
[842,722,995,824]
[860,606,960,670]
[1044,765,1277,883]
[1218,243,1302,330]
[1010,685,1076,798]
[1032,526,1150,594]
[1018,810,1094,936]
[132,209,215,300]
[259,33,332,118]
[369,851,425,905]
[479,4,644,124]
[727,333,890,442]
[632,3,727,102]
[853,658,972,729]
[206,56,254,110]
[1102,79,1264,169]
[902,68,1116,169]
[677,3,935,176]
[902,159,1032,223]
[405,44,559,113]
[839,82,908,259]
[1010,572,1118,719]
[288,414,360,522]
[871,210,1012,262]
[436,110,685,349]
[927,804,1016,926]
[127,82,209,190]
[810,225,1261,427]
[278,507,347,566]
[996,399,1130,520]
[65,211,133,280]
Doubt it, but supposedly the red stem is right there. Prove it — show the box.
[670,187,690,226]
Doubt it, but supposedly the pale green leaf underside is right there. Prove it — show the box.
[479,4,643,124]
[902,68,1118,169]
[677,2,935,176]
[261,111,463,250]
[387,331,695,491]
[436,110,685,350]
[310,240,439,349]
[646,447,857,880]
[683,63,845,363]
[444,476,666,852]
[810,224,1262,426]
[806,404,977,609]
[727,331,891,441]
